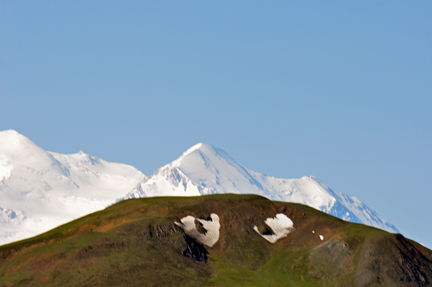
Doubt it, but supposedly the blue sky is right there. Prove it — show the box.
[1,1,431,247]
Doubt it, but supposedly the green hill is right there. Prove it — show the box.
[0,194,431,286]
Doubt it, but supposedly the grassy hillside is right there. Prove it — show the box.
[0,194,431,286]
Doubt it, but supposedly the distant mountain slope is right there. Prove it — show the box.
[121,143,398,233]
[0,130,146,245]
[0,195,429,287]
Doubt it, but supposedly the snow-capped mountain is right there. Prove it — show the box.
[0,130,398,246]
[120,143,398,233]
[0,130,146,245]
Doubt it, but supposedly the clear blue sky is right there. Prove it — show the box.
[1,1,431,247]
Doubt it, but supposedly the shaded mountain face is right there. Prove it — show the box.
[0,195,430,287]
[0,130,146,245]
[120,143,398,233]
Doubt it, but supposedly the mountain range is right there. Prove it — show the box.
[0,130,397,246]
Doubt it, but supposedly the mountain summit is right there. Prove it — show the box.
[0,130,146,245]
[121,143,398,233]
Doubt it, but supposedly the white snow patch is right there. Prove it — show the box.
[319,235,324,240]
[254,213,295,243]
[175,213,220,247]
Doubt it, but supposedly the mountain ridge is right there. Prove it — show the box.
[0,130,397,246]
[0,130,147,245]
[120,142,398,233]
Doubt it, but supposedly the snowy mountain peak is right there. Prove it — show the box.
[180,142,205,157]
[165,143,252,194]
[0,130,43,155]
[171,143,228,167]
[0,129,26,140]
[0,129,68,177]
[0,130,147,245]
[121,143,398,234]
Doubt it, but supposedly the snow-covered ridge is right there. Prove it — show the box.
[0,130,147,245]
[0,130,398,246]
[121,142,398,233]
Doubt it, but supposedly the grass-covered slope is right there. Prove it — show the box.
[0,194,431,286]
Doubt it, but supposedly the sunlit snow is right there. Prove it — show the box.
[0,154,13,181]
[175,213,220,247]
[254,213,295,243]
[0,130,146,245]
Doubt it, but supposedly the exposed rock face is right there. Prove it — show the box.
[308,238,351,281]
[354,235,432,287]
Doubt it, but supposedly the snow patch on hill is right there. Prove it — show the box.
[175,213,220,247]
[254,213,295,243]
